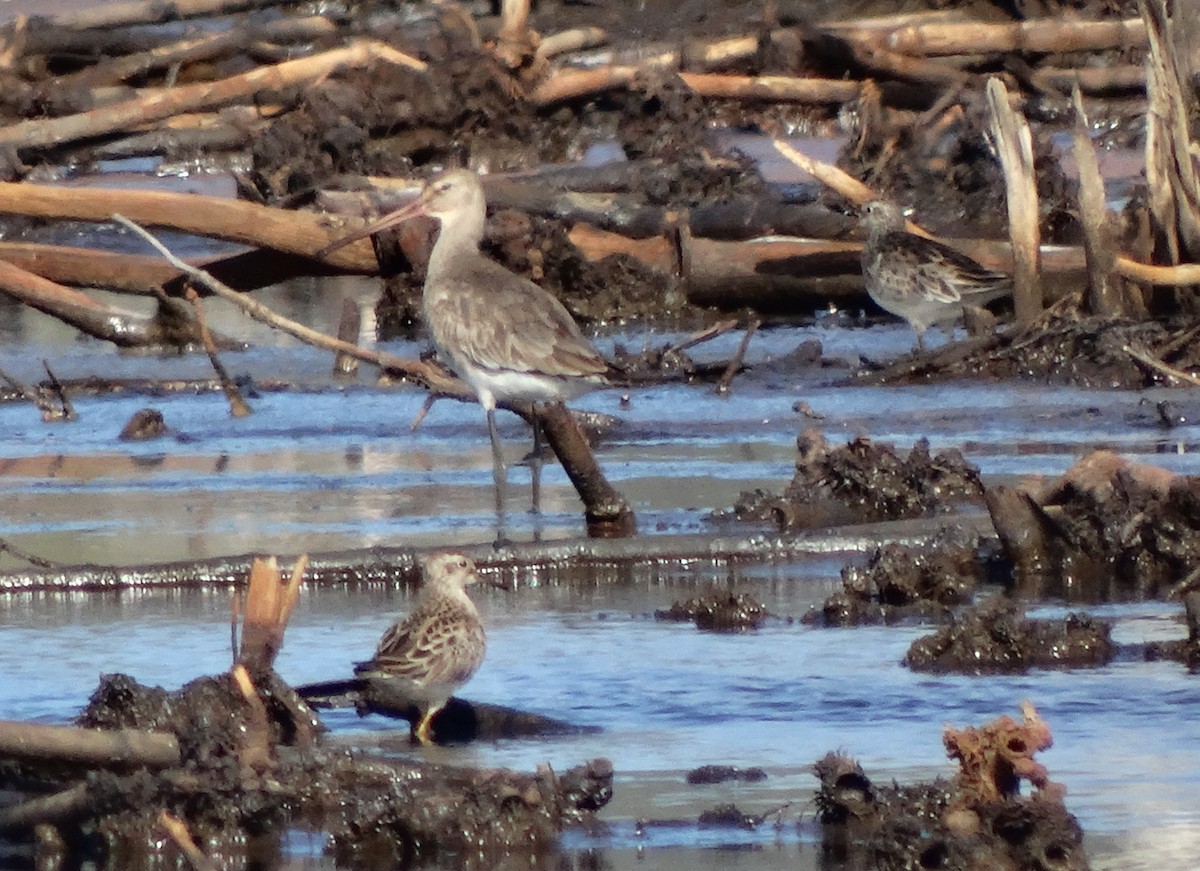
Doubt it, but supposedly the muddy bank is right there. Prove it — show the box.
[0,669,611,869]
[815,703,1087,871]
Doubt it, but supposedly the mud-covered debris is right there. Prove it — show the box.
[807,527,992,626]
[1145,591,1200,667]
[686,764,768,785]
[697,803,761,829]
[814,704,1088,871]
[723,429,985,530]
[326,756,614,868]
[118,409,170,441]
[871,311,1200,389]
[838,85,1077,244]
[944,702,1063,805]
[986,450,1200,601]
[8,670,611,868]
[904,598,1115,674]
[655,591,770,631]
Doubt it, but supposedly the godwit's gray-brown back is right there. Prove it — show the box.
[860,200,1011,351]
[354,552,487,744]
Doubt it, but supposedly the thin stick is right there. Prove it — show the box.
[1122,344,1200,386]
[280,553,308,628]
[716,320,760,395]
[410,393,438,431]
[41,361,78,421]
[159,811,218,871]
[230,590,242,664]
[0,537,61,568]
[1114,257,1200,285]
[111,214,463,396]
[668,318,739,354]
[771,139,880,209]
[185,288,252,418]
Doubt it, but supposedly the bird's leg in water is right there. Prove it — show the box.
[530,408,543,514]
[486,407,509,544]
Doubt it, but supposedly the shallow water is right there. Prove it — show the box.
[3,290,1200,870]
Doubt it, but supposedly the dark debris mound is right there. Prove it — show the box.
[655,591,770,631]
[905,598,1115,674]
[1145,591,1200,667]
[814,704,1088,871]
[838,85,1078,244]
[686,764,768,785]
[986,450,1200,601]
[724,430,985,530]
[483,211,684,324]
[870,314,1200,390]
[324,757,613,869]
[807,527,993,626]
[13,671,612,868]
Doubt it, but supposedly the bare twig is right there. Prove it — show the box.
[41,361,78,421]
[1123,343,1200,386]
[159,811,218,871]
[0,537,62,568]
[668,318,739,354]
[110,214,463,396]
[0,783,91,833]
[185,288,252,418]
[716,320,760,395]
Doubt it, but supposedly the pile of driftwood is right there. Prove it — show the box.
[0,0,1193,353]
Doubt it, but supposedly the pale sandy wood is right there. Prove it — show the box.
[45,0,298,31]
[0,41,425,154]
[1144,0,1200,263]
[828,17,1146,57]
[0,241,181,293]
[0,720,179,768]
[678,73,860,103]
[535,27,607,61]
[985,76,1042,324]
[1071,84,1120,316]
[771,139,882,211]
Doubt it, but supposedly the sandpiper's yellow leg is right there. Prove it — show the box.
[413,707,438,745]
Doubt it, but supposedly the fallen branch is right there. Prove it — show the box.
[186,288,252,418]
[0,783,91,833]
[0,258,175,347]
[715,319,760,395]
[0,720,180,767]
[1122,343,1200,386]
[827,16,1146,57]
[0,181,376,273]
[43,0,305,33]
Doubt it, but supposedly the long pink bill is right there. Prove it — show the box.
[315,196,428,259]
